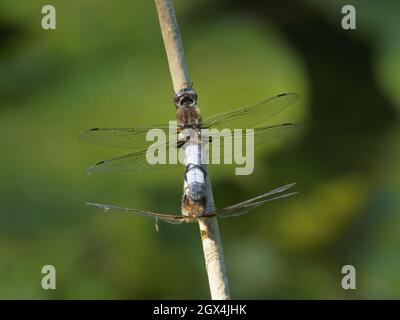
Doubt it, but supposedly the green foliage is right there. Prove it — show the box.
[0,0,399,299]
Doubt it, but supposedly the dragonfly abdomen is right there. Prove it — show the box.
[183,143,207,201]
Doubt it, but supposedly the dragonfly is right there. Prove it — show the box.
[81,89,299,222]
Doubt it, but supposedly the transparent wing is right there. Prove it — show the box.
[252,123,301,146]
[86,142,182,174]
[87,183,297,224]
[203,183,298,218]
[86,123,300,173]
[80,124,172,151]
[205,123,301,164]
[87,202,187,224]
[208,123,301,145]
[202,93,298,131]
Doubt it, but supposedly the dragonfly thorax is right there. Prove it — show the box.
[176,105,202,129]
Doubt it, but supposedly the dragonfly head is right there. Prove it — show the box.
[174,88,197,109]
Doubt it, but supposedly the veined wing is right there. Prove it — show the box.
[80,124,172,152]
[207,123,301,145]
[87,202,187,224]
[86,124,300,173]
[202,93,298,131]
[87,183,297,225]
[205,123,301,164]
[86,142,181,174]
[203,183,298,218]
[253,123,301,147]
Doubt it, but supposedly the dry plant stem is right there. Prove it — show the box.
[154,0,230,300]
[198,171,230,299]
[155,0,191,92]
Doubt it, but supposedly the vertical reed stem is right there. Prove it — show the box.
[154,0,230,299]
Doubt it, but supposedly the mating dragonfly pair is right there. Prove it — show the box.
[81,89,299,225]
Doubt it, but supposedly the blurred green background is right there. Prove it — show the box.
[0,0,399,299]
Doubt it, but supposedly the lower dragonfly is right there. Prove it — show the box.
[81,89,299,224]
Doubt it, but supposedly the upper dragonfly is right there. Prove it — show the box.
[80,90,299,173]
